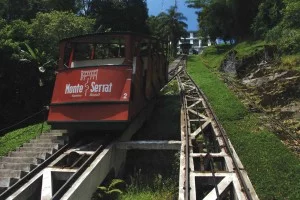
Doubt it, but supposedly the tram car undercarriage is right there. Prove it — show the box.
[47,32,169,131]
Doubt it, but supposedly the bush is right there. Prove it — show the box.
[282,1,300,29]
[265,0,300,54]
[279,29,300,54]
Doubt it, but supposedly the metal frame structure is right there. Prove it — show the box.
[177,63,259,199]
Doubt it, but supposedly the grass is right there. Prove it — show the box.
[281,53,300,71]
[233,40,266,57]
[118,81,181,200]
[119,189,175,200]
[187,55,300,199]
[201,45,232,70]
[201,40,267,71]
[0,122,51,156]
[119,150,179,200]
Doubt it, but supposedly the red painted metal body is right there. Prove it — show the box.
[47,32,169,130]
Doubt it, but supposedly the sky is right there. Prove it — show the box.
[147,0,199,31]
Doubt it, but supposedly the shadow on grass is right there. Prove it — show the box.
[133,94,181,141]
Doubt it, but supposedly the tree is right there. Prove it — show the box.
[0,0,83,21]
[197,0,234,43]
[0,11,95,128]
[186,0,262,40]
[0,19,40,126]
[265,0,300,54]
[47,0,82,13]
[154,6,188,56]
[89,0,149,33]
[30,11,95,59]
[251,0,284,38]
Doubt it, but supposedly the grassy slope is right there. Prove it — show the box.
[0,123,51,156]
[187,46,300,199]
[118,81,180,200]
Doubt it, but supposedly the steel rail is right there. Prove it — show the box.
[51,141,110,200]
[184,71,254,200]
[176,56,192,200]
[179,78,190,200]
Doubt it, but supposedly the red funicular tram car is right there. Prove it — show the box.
[47,32,169,131]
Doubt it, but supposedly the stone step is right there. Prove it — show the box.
[0,177,18,188]
[8,151,50,160]
[0,163,36,172]
[49,129,68,134]
[30,138,66,145]
[0,157,43,165]
[39,134,68,140]
[17,147,56,154]
[22,143,61,149]
[42,131,68,137]
[0,169,27,179]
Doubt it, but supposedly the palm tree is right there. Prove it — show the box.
[158,6,188,56]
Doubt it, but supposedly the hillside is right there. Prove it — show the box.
[200,41,300,155]
[187,41,300,199]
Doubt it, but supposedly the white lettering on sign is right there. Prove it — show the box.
[65,84,83,94]
[64,70,114,98]
[90,82,112,93]
[80,69,98,81]
[65,82,113,96]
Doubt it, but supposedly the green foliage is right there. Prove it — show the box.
[120,151,179,200]
[187,0,261,40]
[251,0,284,38]
[0,0,47,21]
[0,122,51,156]
[187,54,300,199]
[148,6,188,56]
[232,40,266,57]
[281,53,300,66]
[30,11,95,59]
[0,19,30,60]
[47,0,83,13]
[277,29,300,54]
[94,179,125,199]
[188,56,247,121]
[282,1,300,29]
[266,27,300,54]
[0,11,94,128]
[89,0,149,33]
[263,0,300,54]
[198,0,234,42]
[161,80,179,95]
[0,0,82,21]
[119,190,175,200]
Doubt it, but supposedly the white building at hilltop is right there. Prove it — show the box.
[178,31,211,54]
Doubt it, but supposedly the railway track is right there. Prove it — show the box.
[0,56,258,199]
[0,57,185,200]
[0,130,70,198]
[0,130,114,200]
[177,59,259,199]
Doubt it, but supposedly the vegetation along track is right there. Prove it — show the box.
[0,56,258,199]
[177,63,258,199]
